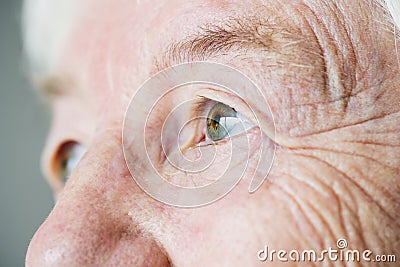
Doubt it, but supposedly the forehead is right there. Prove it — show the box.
[28,0,311,67]
[22,0,229,72]
[25,0,281,97]
[25,0,388,103]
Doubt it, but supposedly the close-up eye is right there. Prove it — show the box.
[55,141,86,185]
[191,96,256,146]
[205,101,254,142]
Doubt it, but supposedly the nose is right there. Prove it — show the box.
[26,133,171,266]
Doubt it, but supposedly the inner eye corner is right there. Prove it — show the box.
[179,129,207,153]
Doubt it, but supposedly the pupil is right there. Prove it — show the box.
[207,118,220,131]
[212,114,221,129]
[206,102,237,141]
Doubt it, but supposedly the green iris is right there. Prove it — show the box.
[206,102,237,141]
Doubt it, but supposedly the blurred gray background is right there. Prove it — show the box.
[0,0,54,266]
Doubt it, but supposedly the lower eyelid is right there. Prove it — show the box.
[200,125,259,147]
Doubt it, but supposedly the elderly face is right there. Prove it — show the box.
[25,0,399,266]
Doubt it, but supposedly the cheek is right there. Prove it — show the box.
[162,143,232,187]
[160,202,267,265]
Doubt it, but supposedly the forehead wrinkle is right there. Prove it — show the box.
[155,15,305,71]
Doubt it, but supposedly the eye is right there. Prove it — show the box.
[56,141,86,185]
[205,101,255,142]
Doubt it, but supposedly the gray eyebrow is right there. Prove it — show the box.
[37,16,308,100]
[155,16,306,71]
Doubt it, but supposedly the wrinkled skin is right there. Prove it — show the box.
[26,0,400,266]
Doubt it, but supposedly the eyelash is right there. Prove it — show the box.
[191,96,218,143]
[191,96,212,139]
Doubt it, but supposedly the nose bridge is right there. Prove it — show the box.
[26,132,170,266]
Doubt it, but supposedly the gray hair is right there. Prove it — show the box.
[22,0,78,77]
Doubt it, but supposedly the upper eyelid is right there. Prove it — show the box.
[191,96,241,121]
[191,96,238,119]
[191,96,215,119]
[195,88,258,126]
